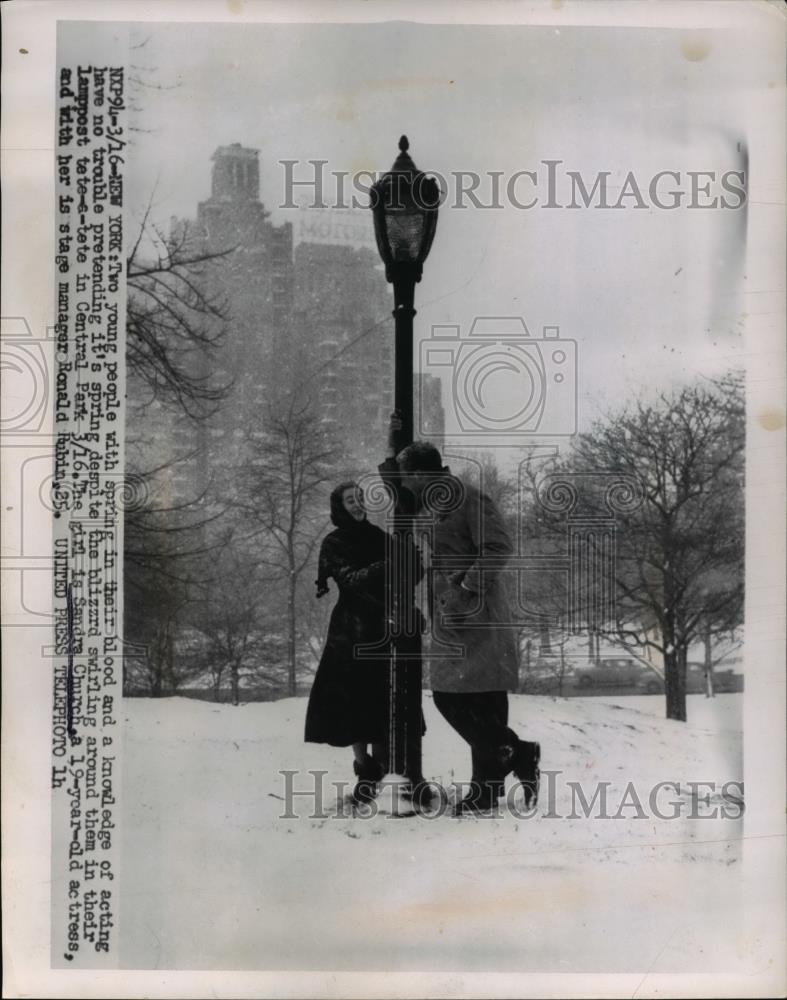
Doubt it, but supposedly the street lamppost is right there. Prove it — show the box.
[372,136,440,448]
[371,136,439,797]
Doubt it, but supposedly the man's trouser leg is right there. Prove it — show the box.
[432,690,518,799]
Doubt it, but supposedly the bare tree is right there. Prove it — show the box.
[123,556,202,698]
[122,201,241,696]
[123,462,227,697]
[125,31,234,419]
[126,209,234,420]
[238,394,337,696]
[189,543,264,703]
[570,372,745,721]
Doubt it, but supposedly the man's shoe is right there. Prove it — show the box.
[512,740,541,808]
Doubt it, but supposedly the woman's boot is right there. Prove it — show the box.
[352,755,385,804]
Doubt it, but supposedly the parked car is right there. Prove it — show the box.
[687,663,709,694]
[687,662,744,693]
[573,658,664,694]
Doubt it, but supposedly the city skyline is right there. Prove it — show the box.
[121,18,768,441]
[128,140,446,503]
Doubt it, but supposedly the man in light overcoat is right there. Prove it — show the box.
[386,431,541,814]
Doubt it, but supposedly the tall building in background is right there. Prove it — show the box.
[134,143,296,500]
[188,142,294,412]
[132,142,444,500]
[292,241,393,472]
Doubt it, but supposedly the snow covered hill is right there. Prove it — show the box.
[120,692,745,973]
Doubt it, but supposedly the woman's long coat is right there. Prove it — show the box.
[304,521,393,747]
[426,477,519,694]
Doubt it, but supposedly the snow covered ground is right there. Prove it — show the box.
[120,692,746,973]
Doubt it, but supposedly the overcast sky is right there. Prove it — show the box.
[113,18,778,437]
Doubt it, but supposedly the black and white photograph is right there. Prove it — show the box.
[1,1,785,997]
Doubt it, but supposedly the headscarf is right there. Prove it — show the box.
[315,481,368,597]
[328,480,366,530]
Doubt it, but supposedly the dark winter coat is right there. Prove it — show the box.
[305,485,423,747]
[426,476,519,694]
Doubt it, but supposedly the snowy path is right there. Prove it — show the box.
[119,693,745,972]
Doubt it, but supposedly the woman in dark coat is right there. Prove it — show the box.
[304,481,398,800]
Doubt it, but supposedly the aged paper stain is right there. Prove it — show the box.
[681,36,711,62]
[757,408,785,431]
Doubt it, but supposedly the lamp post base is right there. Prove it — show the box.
[373,772,418,818]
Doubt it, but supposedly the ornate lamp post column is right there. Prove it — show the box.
[371,137,440,794]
